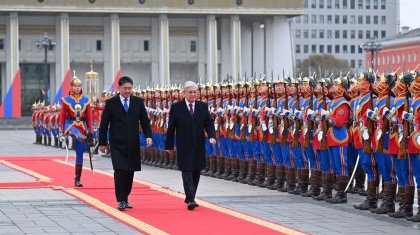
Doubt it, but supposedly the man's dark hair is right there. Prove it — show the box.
[118,76,133,86]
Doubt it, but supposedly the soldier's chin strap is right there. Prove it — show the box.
[345,154,360,193]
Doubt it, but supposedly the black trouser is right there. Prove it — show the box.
[114,169,134,202]
[182,170,201,203]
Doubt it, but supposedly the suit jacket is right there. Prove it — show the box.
[166,99,216,171]
[99,95,152,172]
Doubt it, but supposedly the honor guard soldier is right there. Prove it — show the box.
[353,71,379,210]
[383,72,414,218]
[322,76,351,203]
[366,72,397,214]
[404,70,420,222]
[59,72,94,187]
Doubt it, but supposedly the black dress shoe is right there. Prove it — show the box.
[118,201,126,211]
[187,202,198,210]
[125,202,133,209]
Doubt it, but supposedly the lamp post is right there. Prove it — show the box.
[35,32,56,103]
[362,37,383,70]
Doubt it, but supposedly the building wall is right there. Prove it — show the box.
[291,0,399,72]
[370,40,420,72]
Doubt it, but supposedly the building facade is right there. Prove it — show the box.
[291,0,399,72]
[368,28,420,72]
[0,0,303,117]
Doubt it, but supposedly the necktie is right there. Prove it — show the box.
[189,103,194,117]
[124,98,129,112]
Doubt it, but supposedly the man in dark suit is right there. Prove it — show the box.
[98,76,152,211]
[166,81,216,210]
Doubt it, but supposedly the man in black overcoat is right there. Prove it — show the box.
[166,81,216,210]
[99,76,152,211]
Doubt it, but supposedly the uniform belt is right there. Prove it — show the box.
[67,117,85,122]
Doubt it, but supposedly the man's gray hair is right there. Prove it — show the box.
[183,81,198,91]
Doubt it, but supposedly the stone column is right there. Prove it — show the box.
[206,15,218,84]
[54,13,70,100]
[159,14,170,85]
[230,15,241,80]
[104,14,120,91]
[5,12,19,95]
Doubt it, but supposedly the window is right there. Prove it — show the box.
[335,0,340,8]
[304,30,309,39]
[96,40,102,51]
[358,60,363,69]
[358,47,363,54]
[18,39,21,51]
[319,29,325,39]
[392,55,395,64]
[327,45,332,53]
[381,30,386,38]
[311,29,317,39]
[304,45,309,53]
[320,45,325,53]
[381,16,386,24]
[374,16,378,24]
[304,15,309,24]
[312,45,317,53]
[0,39,3,50]
[366,0,370,9]
[296,30,301,39]
[312,0,317,8]
[335,15,340,24]
[350,30,356,39]
[311,15,317,24]
[373,0,378,9]
[366,30,371,39]
[319,0,324,8]
[295,16,301,24]
[327,30,332,38]
[335,45,340,53]
[351,59,355,68]
[320,15,325,24]
[343,15,348,24]
[343,45,348,53]
[358,0,363,9]
[350,15,355,24]
[304,0,309,8]
[350,0,355,9]
[408,53,411,63]
[343,0,347,8]
[374,30,378,38]
[366,16,370,24]
[358,30,363,39]
[296,44,301,53]
[351,45,355,53]
[190,40,196,52]
[327,15,332,24]
[335,30,340,39]
[327,0,332,8]
[415,53,417,62]
[381,0,386,9]
[343,30,348,39]
[144,40,149,51]
[358,15,363,24]
[397,55,400,63]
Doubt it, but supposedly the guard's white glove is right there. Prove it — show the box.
[243,107,250,116]
[273,108,282,117]
[59,136,66,142]
[307,109,315,116]
[320,109,330,119]
[361,127,369,140]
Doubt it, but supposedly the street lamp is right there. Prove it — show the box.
[362,37,383,70]
[35,32,56,103]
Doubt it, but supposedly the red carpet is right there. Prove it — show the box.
[0,156,306,235]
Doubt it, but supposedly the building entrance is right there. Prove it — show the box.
[20,64,50,116]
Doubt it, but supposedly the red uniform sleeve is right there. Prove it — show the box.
[330,103,350,128]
